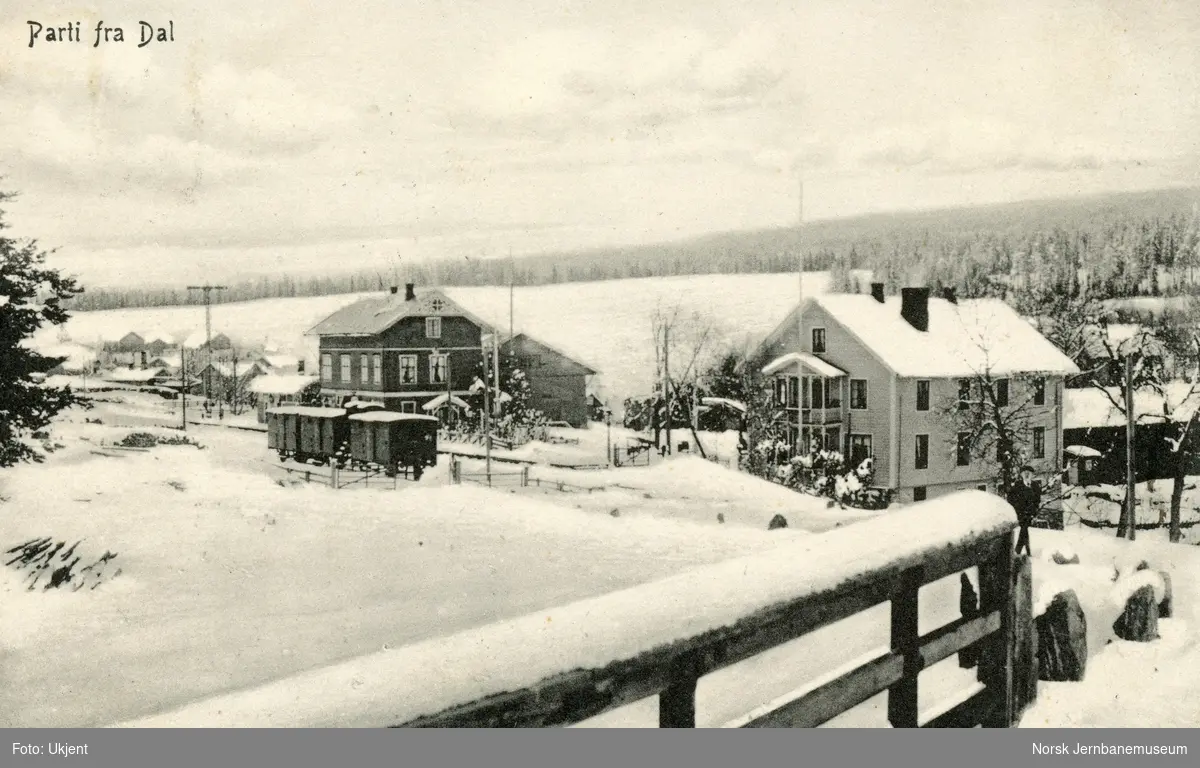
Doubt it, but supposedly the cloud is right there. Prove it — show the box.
[451,25,792,139]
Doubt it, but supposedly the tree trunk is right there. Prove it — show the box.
[1118,356,1136,540]
[1169,450,1185,543]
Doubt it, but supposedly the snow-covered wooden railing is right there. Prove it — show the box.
[112,491,1032,729]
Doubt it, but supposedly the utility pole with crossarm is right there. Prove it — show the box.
[187,284,227,401]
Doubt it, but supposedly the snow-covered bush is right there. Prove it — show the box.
[782,449,889,509]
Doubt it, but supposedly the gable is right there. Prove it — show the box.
[502,334,597,376]
[308,289,494,337]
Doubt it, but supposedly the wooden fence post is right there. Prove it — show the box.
[521,466,529,487]
[887,566,923,728]
[659,654,700,728]
[1011,554,1037,719]
[977,536,1016,727]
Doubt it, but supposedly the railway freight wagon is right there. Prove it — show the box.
[266,403,382,465]
[348,411,439,479]
[266,409,303,456]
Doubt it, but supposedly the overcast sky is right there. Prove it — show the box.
[3,0,1199,287]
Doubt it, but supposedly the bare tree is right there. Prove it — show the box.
[650,304,722,458]
[1143,332,1200,543]
[1082,327,1167,539]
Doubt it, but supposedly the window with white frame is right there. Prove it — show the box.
[915,434,929,470]
[995,378,1009,408]
[848,433,872,466]
[957,432,971,466]
[787,376,799,408]
[811,328,826,353]
[1033,377,1046,406]
[372,354,382,385]
[340,354,350,383]
[1033,426,1046,459]
[360,354,369,384]
[398,354,417,385]
[429,353,448,385]
[916,380,930,411]
[850,379,868,409]
[321,354,332,382]
[426,317,442,339]
[401,401,416,413]
[774,377,787,406]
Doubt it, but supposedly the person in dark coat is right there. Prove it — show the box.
[1007,466,1040,556]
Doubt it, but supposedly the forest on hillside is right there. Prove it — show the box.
[66,187,1200,312]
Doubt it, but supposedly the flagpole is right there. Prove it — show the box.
[797,175,805,347]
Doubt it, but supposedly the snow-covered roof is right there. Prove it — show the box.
[200,361,264,378]
[148,353,183,369]
[350,412,439,423]
[307,289,494,337]
[343,398,384,410]
[267,406,347,418]
[766,294,1080,378]
[261,354,300,370]
[248,374,319,396]
[501,332,600,376]
[181,330,233,349]
[422,394,471,411]
[1063,383,1199,429]
[701,397,747,413]
[37,343,97,372]
[1064,445,1102,458]
[762,352,846,378]
[107,367,169,382]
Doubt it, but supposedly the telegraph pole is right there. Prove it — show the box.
[180,347,188,431]
[664,325,672,456]
[188,284,227,401]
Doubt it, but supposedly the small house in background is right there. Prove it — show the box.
[148,352,183,373]
[143,331,177,357]
[196,360,268,403]
[249,374,320,423]
[500,333,598,428]
[40,343,99,376]
[1063,445,1102,486]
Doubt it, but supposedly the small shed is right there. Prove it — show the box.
[1063,445,1102,486]
[250,374,320,422]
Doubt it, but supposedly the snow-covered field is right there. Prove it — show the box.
[5,390,1200,729]
[37,272,847,406]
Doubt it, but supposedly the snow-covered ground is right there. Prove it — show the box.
[36,272,847,406]
[5,391,1200,729]
[1063,479,1200,543]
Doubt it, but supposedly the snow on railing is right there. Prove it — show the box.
[112,491,1024,729]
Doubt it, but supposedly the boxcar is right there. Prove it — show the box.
[266,406,347,463]
[348,412,439,478]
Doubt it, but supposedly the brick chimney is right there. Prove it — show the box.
[405,283,416,301]
[297,359,306,374]
[389,286,398,295]
[900,287,930,332]
[942,286,958,305]
[870,282,886,303]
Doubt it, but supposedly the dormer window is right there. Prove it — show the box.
[426,317,442,339]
